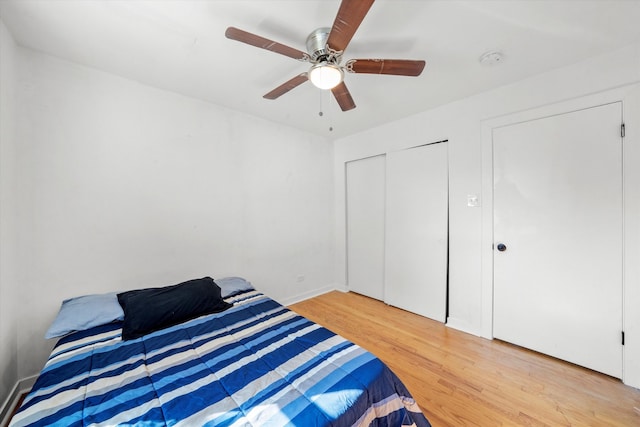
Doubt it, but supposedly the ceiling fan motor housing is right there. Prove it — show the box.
[306,27,336,63]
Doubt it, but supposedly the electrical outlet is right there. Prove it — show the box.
[467,195,480,207]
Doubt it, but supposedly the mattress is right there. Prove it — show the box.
[10,290,430,426]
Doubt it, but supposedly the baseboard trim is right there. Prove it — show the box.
[1,375,36,427]
[278,284,339,307]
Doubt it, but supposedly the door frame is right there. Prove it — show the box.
[480,84,640,386]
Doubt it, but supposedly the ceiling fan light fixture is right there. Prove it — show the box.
[308,63,344,90]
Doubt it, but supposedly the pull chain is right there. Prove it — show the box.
[320,90,333,132]
[327,89,334,132]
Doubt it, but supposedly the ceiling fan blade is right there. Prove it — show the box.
[346,59,426,76]
[225,27,309,61]
[263,73,309,100]
[326,0,375,53]
[331,81,356,111]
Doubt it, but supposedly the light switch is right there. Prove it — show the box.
[467,195,480,207]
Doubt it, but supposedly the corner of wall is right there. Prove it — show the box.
[0,16,20,406]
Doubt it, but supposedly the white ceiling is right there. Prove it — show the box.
[2,0,640,139]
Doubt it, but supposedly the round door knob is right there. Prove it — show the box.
[497,243,507,252]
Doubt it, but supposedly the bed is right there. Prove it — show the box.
[10,278,430,426]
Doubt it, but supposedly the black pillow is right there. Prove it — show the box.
[117,277,232,340]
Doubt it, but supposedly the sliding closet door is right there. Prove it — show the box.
[385,143,448,321]
[346,155,385,300]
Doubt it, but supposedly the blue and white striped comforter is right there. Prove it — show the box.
[11,291,430,426]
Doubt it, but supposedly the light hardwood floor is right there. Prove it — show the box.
[289,291,640,426]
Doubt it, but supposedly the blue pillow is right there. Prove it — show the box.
[216,277,254,298]
[45,292,124,339]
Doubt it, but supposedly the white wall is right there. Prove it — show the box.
[0,18,18,406]
[334,42,640,388]
[9,47,334,380]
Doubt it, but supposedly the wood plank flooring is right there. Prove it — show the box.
[289,291,640,427]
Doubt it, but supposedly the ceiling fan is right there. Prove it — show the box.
[225,0,426,112]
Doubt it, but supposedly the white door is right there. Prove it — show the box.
[493,102,623,378]
[385,143,448,321]
[346,155,385,300]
